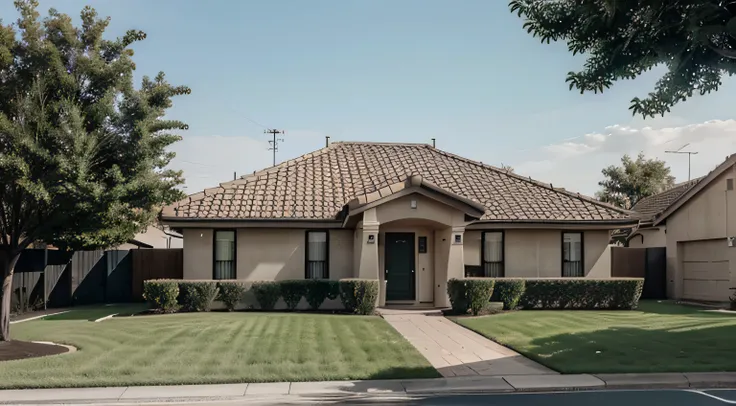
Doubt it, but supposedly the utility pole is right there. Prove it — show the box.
[264,129,285,166]
[665,143,699,181]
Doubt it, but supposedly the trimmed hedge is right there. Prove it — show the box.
[339,279,379,315]
[304,280,340,310]
[179,281,219,312]
[517,278,643,310]
[490,279,526,310]
[217,282,248,311]
[280,280,307,310]
[447,279,469,314]
[447,278,495,315]
[252,281,281,310]
[142,280,179,313]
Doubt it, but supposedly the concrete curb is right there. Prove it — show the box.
[93,313,119,323]
[9,311,69,324]
[1,373,736,404]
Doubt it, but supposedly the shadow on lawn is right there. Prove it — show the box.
[637,300,728,316]
[523,321,736,374]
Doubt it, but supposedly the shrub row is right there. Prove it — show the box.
[448,278,644,313]
[517,278,644,310]
[142,279,377,314]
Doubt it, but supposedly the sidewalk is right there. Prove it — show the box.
[2,373,736,404]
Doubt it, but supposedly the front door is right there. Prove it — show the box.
[385,232,415,301]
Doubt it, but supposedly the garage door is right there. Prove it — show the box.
[681,239,731,302]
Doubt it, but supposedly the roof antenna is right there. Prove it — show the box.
[325,136,330,148]
[431,138,436,148]
[665,143,698,181]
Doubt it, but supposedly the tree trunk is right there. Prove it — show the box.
[0,248,20,342]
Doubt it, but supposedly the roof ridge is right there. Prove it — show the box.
[332,141,433,147]
[426,147,634,215]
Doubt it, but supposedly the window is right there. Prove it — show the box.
[214,230,236,279]
[482,231,504,277]
[306,231,329,279]
[562,232,583,277]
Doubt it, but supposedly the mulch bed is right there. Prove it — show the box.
[0,340,69,362]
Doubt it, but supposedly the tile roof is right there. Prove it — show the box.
[630,177,704,218]
[162,142,634,223]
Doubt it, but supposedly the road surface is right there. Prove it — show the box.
[106,389,736,406]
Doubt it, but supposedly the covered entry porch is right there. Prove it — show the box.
[344,176,484,307]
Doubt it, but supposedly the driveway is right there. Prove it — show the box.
[379,309,556,377]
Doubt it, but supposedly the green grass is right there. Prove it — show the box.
[0,308,438,389]
[455,301,736,374]
[43,303,150,321]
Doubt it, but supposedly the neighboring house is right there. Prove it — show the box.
[161,142,637,307]
[646,154,735,302]
[627,177,703,249]
[113,225,183,250]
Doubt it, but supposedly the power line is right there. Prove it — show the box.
[264,129,285,166]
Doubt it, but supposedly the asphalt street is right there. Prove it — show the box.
[122,389,736,406]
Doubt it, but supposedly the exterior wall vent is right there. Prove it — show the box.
[727,178,734,191]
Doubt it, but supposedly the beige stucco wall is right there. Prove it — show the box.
[182,228,352,309]
[235,229,353,281]
[464,229,611,277]
[628,228,666,248]
[183,228,213,279]
[665,165,736,299]
[375,194,466,227]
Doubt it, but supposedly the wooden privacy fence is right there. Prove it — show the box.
[611,246,667,299]
[5,248,183,309]
[130,249,183,300]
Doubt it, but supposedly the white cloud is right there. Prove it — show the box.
[515,119,736,196]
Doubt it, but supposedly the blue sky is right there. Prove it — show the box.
[4,0,736,194]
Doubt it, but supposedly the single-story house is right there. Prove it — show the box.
[161,142,637,307]
[627,153,736,302]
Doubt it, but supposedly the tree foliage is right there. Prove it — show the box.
[595,153,674,209]
[0,0,189,340]
[509,0,736,118]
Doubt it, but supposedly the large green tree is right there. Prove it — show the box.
[595,153,675,209]
[0,1,188,340]
[509,0,736,118]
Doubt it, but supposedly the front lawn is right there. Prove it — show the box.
[0,309,438,388]
[455,301,736,374]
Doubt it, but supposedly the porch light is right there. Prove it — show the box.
[367,234,376,244]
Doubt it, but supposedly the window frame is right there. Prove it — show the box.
[212,229,237,280]
[480,230,505,277]
[305,230,330,279]
[561,231,584,277]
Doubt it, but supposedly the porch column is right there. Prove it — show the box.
[355,208,383,305]
[435,226,465,307]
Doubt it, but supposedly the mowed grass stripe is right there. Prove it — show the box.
[0,311,438,388]
[455,301,736,374]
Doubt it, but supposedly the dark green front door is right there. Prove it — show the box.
[385,232,415,301]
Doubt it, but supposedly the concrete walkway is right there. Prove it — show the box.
[2,373,736,404]
[379,309,556,377]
